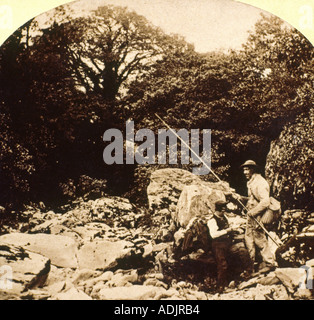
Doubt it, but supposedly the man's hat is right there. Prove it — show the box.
[215,199,227,210]
[240,160,258,168]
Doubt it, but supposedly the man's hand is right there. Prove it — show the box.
[241,208,251,216]
[232,193,242,201]
[226,227,239,234]
[232,193,249,202]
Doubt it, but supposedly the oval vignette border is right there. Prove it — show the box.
[0,0,313,46]
[0,0,313,303]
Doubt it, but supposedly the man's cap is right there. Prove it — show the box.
[240,160,258,168]
[215,199,227,210]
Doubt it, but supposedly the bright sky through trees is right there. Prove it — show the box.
[39,0,267,53]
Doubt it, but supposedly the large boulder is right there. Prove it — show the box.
[275,268,307,293]
[147,169,202,210]
[0,244,50,298]
[147,168,232,213]
[0,233,78,268]
[175,184,226,227]
[77,239,135,270]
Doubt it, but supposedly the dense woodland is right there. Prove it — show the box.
[0,5,313,216]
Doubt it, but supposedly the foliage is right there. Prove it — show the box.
[266,109,314,211]
[51,5,174,101]
[59,175,107,201]
[124,13,313,196]
[0,6,312,212]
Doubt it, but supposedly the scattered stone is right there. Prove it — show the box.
[152,243,170,253]
[0,233,78,268]
[145,273,164,281]
[109,270,139,287]
[155,228,173,242]
[0,244,50,297]
[214,284,289,300]
[99,271,114,282]
[2,171,312,301]
[90,281,107,295]
[53,287,92,300]
[44,265,69,287]
[77,239,134,270]
[294,288,313,300]
[72,269,102,285]
[87,197,135,222]
[29,217,82,240]
[176,183,227,227]
[45,281,66,297]
[258,272,280,286]
[29,220,55,234]
[155,288,180,300]
[143,243,153,258]
[306,259,314,267]
[43,211,58,220]
[238,275,264,290]
[271,285,290,300]
[147,169,203,211]
[275,268,307,293]
[21,289,50,300]
[143,278,168,289]
[79,271,114,293]
[194,291,208,300]
[97,285,167,300]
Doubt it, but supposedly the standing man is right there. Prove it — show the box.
[241,160,276,273]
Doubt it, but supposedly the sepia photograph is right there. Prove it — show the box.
[0,0,313,302]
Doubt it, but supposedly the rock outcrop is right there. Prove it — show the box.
[0,244,50,298]
[147,168,203,210]
[0,233,78,268]
[175,184,226,227]
[77,240,135,270]
[0,169,313,300]
[147,168,234,223]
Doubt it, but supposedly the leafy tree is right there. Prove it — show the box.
[124,13,313,198]
[0,6,312,212]
[0,20,38,209]
[266,110,314,211]
[38,5,175,102]
[229,14,313,138]
[0,4,203,208]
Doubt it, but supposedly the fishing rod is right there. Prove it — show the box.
[155,112,281,247]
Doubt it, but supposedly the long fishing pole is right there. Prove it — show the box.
[155,113,281,247]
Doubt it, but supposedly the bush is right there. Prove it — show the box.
[266,109,314,211]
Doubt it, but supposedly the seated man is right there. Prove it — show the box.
[172,198,251,292]
[207,200,249,292]
[207,201,239,292]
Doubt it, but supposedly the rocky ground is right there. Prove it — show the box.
[0,169,313,300]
